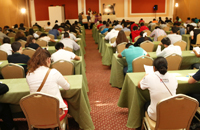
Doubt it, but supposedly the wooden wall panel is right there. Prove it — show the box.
[0,0,27,28]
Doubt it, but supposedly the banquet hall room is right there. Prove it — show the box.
[1,0,200,130]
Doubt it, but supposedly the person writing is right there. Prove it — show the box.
[26,48,70,120]
[138,57,178,121]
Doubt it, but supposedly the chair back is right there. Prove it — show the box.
[117,42,127,53]
[51,60,74,75]
[64,47,73,52]
[196,34,200,45]
[8,32,16,37]
[134,36,140,42]
[71,32,77,37]
[110,37,116,43]
[18,40,26,48]
[143,30,151,37]
[0,38,3,44]
[140,40,154,52]
[48,34,54,40]
[165,53,182,70]
[36,31,42,36]
[36,40,47,47]
[20,92,61,129]
[155,94,198,130]
[157,35,166,41]
[174,40,187,51]
[22,47,36,58]
[163,26,170,32]
[132,56,153,72]
[0,50,8,60]
[1,63,25,79]
[151,24,156,31]
[104,31,108,36]
[59,27,64,31]
[124,31,131,37]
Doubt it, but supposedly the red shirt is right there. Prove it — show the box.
[131,30,141,42]
[131,23,138,31]
[97,24,103,29]
[139,20,145,23]
[139,26,149,32]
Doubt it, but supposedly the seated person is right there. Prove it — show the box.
[130,22,138,31]
[138,57,178,121]
[25,36,40,50]
[0,27,8,39]
[159,21,167,29]
[60,32,80,51]
[190,18,197,27]
[150,26,166,41]
[26,48,70,121]
[45,22,52,30]
[131,26,141,42]
[28,28,39,39]
[134,31,152,47]
[0,37,12,55]
[39,33,55,43]
[122,22,131,32]
[104,28,119,44]
[111,30,128,47]
[152,18,158,23]
[118,43,149,74]
[0,83,16,130]
[139,18,145,24]
[156,37,182,57]
[190,27,200,45]
[99,21,106,32]
[49,25,60,39]
[18,23,26,31]
[97,21,103,29]
[62,28,77,42]
[185,17,191,24]
[101,23,109,34]
[15,31,27,41]
[167,27,182,44]
[7,41,30,73]
[175,22,186,35]
[114,21,123,29]
[139,23,149,32]
[51,42,80,62]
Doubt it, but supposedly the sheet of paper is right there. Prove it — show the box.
[76,38,81,41]
[0,62,2,65]
[170,73,181,77]
[54,39,59,42]
[188,73,195,76]
[144,65,154,74]
[176,77,189,81]
[193,47,200,54]
[191,51,194,54]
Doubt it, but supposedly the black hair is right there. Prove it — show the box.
[125,43,132,48]
[53,24,59,30]
[153,57,168,75]
[64,32,70,38]
[55,20,58,23]
[133,26,138,31]
[161,37,171,46]
[103,21,107,25]
[11,41,21,52]
[140,18,143,20]
[176,16,179,21]
[3,37,10,44]
[171,27,179,33]
[29,28,34,35]
[99,21,102,23]
[39,33,47,38]
[124,22,127,27]
[140,23,144,26]
[155,26,160,29]
[192,18,195,22]
[177,22,181,26]
[55,42,64,50]
[108,28,112,32]
[14,24,18,28]
[187,17,190,20]
[47,22,50,26]
[106,23,109,27]
[20,23,24,28]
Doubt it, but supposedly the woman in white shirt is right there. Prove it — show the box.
[138,57,178,121]
[26,48,70,120]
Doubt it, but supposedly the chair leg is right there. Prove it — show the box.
[66,117,69,130]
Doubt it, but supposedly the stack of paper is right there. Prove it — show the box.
[144,65,154,74]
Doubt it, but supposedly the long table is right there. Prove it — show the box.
[0,75,95,130]
[110,51,200,88]
[117,70,199,129]
[182,34,191,50]
[0,56,88,92]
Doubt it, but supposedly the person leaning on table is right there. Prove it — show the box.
[118,43,149,75]
[26,48,70,121]
[138,57,178,121]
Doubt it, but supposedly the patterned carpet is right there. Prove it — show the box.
[14,29,134,130]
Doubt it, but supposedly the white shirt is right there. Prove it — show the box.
[39,36,51,43]
[33,33,39,39]
[190,22,197,27]
[160,24,167,29]
[61,33,76,41]
[114,24,123,29]
[167,34,182,44]
[45,26,52,30]
[51,49,76,62]
[60,38,80,51]
[26,66,70,110]
[140,71,177,121]
[105,29,119,43]
[0,43,12,55]
[150,28,167,41]
[156,44,182,57]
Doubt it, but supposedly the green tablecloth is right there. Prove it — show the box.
[117,70,199,129]
[0,57,88,92]
[9,37,15,44]
[110,51,200,88]
[182,34,191,50]
[0,75,94,130]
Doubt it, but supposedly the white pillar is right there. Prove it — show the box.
[78,0,82,14]
[124,0,128,19]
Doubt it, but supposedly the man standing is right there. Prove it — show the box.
[78,12,83,25]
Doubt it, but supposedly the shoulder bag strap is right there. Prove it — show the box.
[37,68,51,92]
[155,73,173,96]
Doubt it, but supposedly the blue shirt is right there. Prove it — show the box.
[49,29,59,39]
[101,28,109,34]
[121,45,146,72]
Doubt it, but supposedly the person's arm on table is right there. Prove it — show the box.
[73,41,80,51]
[193,49,200,57]
[56,70,70,90]
[156,42,165,57]
[188,69,200,84]
[50,39,56,42]
[74,55,80,60]
[118,53,122,58]
[138,74,149,89]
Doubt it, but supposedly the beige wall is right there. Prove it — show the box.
[100,0,124,17]
[174,0,200,22]
[0,0,28,28]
